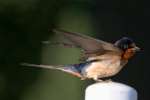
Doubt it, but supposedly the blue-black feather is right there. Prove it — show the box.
[63,60,99,74]
[115,37,134,51]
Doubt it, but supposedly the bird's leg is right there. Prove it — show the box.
[93,77,103,82]
[104,79,113,82]
[96,79,103,82]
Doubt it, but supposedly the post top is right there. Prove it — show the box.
[87,81,137,92]
[85,82,137,100]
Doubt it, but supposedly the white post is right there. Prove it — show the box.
[85,82,137,100]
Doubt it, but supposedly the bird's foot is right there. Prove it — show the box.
[93,77,103,82]
[95,79,103,82]
[94,78,113,83]
[103,79,113,83]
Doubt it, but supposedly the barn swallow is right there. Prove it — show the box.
[21,29,140,81]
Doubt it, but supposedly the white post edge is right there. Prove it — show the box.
[85,82,137,100]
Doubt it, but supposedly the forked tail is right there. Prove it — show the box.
[21,63,83,78]
[21,63,64,71]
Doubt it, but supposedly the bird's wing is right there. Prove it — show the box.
[53,29,122,56]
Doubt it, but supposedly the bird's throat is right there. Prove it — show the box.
[122,48,135,60]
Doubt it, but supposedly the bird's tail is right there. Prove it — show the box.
[21,63,82,78]
[21,63,64,71]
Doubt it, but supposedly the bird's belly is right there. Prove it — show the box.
[85,60,121,79]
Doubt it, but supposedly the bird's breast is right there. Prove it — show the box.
[84,57,122,79]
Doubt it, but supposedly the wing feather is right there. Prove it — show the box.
[53,29,122,59]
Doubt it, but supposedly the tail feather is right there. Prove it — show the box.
[21,63,63,70]
[21,63,83,78]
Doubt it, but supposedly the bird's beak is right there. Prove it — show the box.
[133,46,141,51]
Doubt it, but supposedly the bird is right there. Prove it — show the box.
[21,29,140,81]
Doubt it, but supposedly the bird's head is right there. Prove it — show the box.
[115,37,140,52]
[115,37,140,60]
